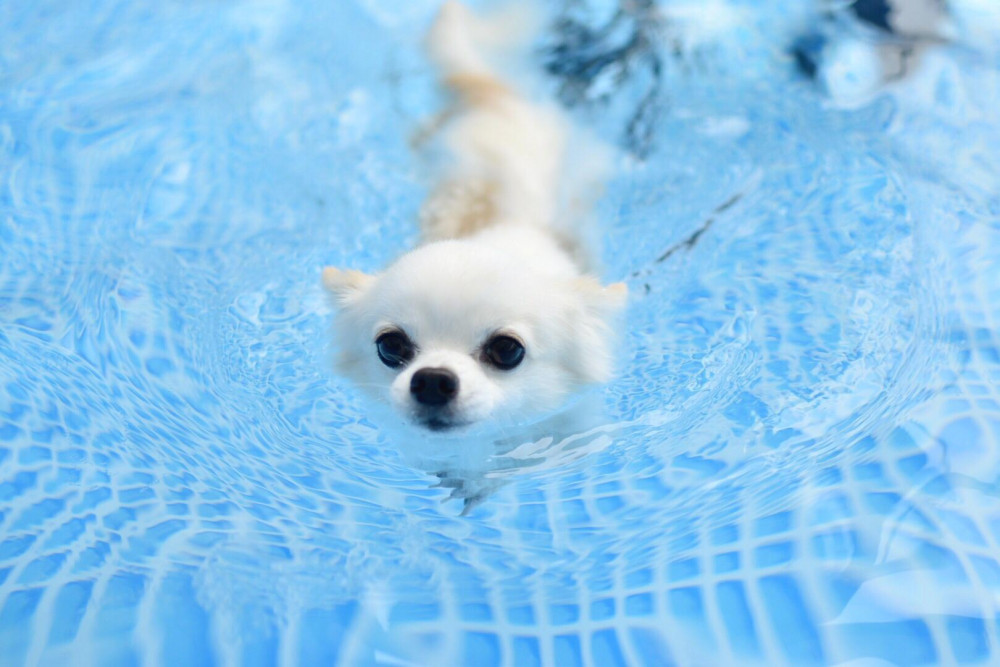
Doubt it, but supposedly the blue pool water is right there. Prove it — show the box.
[2,0,1000,664]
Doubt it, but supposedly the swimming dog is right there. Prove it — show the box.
[322,2,626,432]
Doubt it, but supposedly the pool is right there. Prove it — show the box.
[1,0,999,664]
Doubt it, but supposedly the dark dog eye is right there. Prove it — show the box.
[375,330,414,368]
[483,335,525,370]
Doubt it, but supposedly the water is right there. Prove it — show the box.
[1,0,999,664]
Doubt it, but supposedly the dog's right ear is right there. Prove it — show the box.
[322,267,375,305]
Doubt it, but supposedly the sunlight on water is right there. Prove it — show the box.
[1,0,999,664]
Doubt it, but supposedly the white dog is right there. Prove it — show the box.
[323,1,626,432]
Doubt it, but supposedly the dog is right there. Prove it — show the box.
[322,2,627,432]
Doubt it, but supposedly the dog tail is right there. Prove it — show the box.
[425,1,539,99]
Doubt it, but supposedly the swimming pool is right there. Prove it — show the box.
[1,0,999,664]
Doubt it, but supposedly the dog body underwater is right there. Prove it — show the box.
[323,2,626,432]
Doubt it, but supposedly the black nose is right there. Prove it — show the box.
[410,368,459,406]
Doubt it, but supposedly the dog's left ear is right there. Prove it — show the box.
[574,277,628,313]
[566,278,628,384]
[322,267,375,305]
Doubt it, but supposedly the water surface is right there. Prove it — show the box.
[1,0,1000,664]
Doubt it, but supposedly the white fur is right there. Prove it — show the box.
[324,1,626,431]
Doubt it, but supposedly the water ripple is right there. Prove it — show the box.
[1,0,999,665]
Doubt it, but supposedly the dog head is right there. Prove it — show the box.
[323,236,626,432]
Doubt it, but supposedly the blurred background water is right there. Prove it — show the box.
[1,0,999,664]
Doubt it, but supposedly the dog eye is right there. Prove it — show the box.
[375,331,415,368]
[483,335,525,370]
